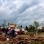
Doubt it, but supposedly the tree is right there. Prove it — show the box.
[34,21,39,29]
[34,21,39,35]
[2,23,5,28]
[25,26,28,31]
[20,25,22,28]
[28,25,35,32]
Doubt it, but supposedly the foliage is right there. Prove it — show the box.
[34,21,40,35]
[20,25,22,28]
[25,26,28,31]
[34,21,39,29]
[38,29,42,34]
[28,25,35,32]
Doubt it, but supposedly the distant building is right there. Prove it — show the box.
[37,26,42,29]
[8,22,17,29]
[15,28,25,32]
[8,22,25,31]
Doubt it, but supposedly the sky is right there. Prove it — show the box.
[0,0,44,26]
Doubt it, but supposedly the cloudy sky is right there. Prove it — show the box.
[0,0,44,26]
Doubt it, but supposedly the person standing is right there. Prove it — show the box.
[10,29,15,38]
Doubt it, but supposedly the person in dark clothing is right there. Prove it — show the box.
[5,28,9,36]
[18,29,23,35]
[10,29,15,38]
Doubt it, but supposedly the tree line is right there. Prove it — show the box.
[24,21,44,35]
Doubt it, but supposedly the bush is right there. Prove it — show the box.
[38,29,42,34]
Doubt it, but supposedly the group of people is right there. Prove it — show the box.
[1,28,23,38]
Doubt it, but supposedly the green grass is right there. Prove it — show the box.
[41,32,44,34]
[32,41,41,44]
